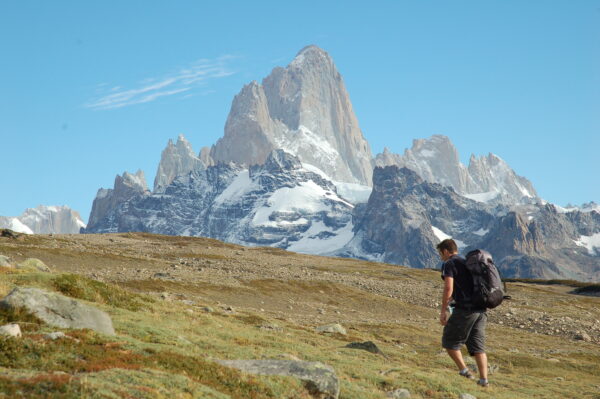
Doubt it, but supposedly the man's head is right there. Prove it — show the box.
[437,238,458,261]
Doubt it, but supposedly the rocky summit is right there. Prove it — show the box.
[210,45,373,186]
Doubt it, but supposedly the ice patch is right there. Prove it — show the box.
[432,226,466,249]
[214,170,255,204]
[286,221,354,255]
[574,233,600,256]
[464,191,500,203]
[252,181,351,227]
[473,228,489,236]
[333,182,372,204]
[7,218,33,234]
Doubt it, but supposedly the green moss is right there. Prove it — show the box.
[52,274,154,311]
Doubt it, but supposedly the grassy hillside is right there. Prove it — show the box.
[1,232,599,398]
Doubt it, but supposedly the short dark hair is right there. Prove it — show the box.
[436,238,457,253]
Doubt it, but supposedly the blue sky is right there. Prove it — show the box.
[1,1,598,222]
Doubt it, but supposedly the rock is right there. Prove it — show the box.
[0,323,21,338]
[459,394,477,399]
[45,332,67,340]
[0,255,12,267]
[201,306,215,313]
[345,341,385,356]
[16,258,51,272]
[387,388,411,398]
[259,323,283,332]
[0,229,21,239]
[574,332,591,342]
[316,323,346,335]
[217,359,339,399]
[0,287,115,335]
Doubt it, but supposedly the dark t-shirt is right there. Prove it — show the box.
[441,254,478,309]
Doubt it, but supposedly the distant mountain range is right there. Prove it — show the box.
[10,45,598,281]
[0,205,85,234]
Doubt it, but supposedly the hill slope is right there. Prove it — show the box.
[1,232,599,398]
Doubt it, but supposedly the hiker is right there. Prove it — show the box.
[438,238,489,387]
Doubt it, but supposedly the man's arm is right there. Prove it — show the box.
[440,276,454,326]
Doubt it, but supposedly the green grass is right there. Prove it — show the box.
[1,266,599,398]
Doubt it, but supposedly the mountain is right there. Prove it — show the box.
[84,150,354,255]
[82,45,598,281]
[375,135,538,205]
[210,45,373,186]
[0,205,86,234]
[341,165,600,281]
[86,170,150,232]
[154,135,206,193]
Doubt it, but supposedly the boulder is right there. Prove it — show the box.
[459,394,477,399]
[387,388,411,398]
[45,332,67,340]
[0,323,21,338]
[0,287,115,335]
[345,341,385,356]
[16,258,51,272]
[315,323,346,335]
[0,255,12,268]
[217,359,339,399]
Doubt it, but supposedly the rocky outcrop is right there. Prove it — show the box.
[341,166,494,268]
[85,150,354,254]
[0,287,115,335]
[211,45,373,185]
[86,170,149,232]
[154,135,206,193]
[216,359,339,399]
[0,205,86,235]
[375,135,538,205]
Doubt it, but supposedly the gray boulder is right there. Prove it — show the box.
[0,287,115,335]
[16,258,51,272]
[216,359,339,399]
[316,323,347,335]
[0,255,12,267]
[0,323,21,338]
[387,388,411,398]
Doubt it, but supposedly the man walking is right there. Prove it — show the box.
[438,238,489,387]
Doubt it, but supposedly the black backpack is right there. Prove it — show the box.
[465,249,505,309]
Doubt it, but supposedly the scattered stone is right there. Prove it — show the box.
[0,255,12,267]
[0,323,21,338]
[488,364,500,375]
[159,292,171,300]
[201,306,214,313]
[574,332,591,342]
[556,377,565,381]
[345,341,385,356]
[547,358,560,363]
[316,323,346,335]
[44,332,67,340]
[216,359,339,399]
[387,388,411,398]
[153,272,172,280]
[260,323,283,332]
[459,394,477,399]
[16,258,51,272]
[0,287,115,335]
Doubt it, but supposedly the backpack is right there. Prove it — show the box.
[465,249,505,309]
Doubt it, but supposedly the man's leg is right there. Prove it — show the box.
[473,352,488,380]
[446,348,467,371]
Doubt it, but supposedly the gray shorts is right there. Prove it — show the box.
[442,307,487,355]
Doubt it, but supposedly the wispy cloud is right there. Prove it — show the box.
[85,56,237,110]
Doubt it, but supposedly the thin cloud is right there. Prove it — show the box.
[85,56,237,110]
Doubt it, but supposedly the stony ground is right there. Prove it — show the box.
[2,232,599,345]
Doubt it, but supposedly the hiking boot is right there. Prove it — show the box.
[459,369,474,379]
[477,378,489,387]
